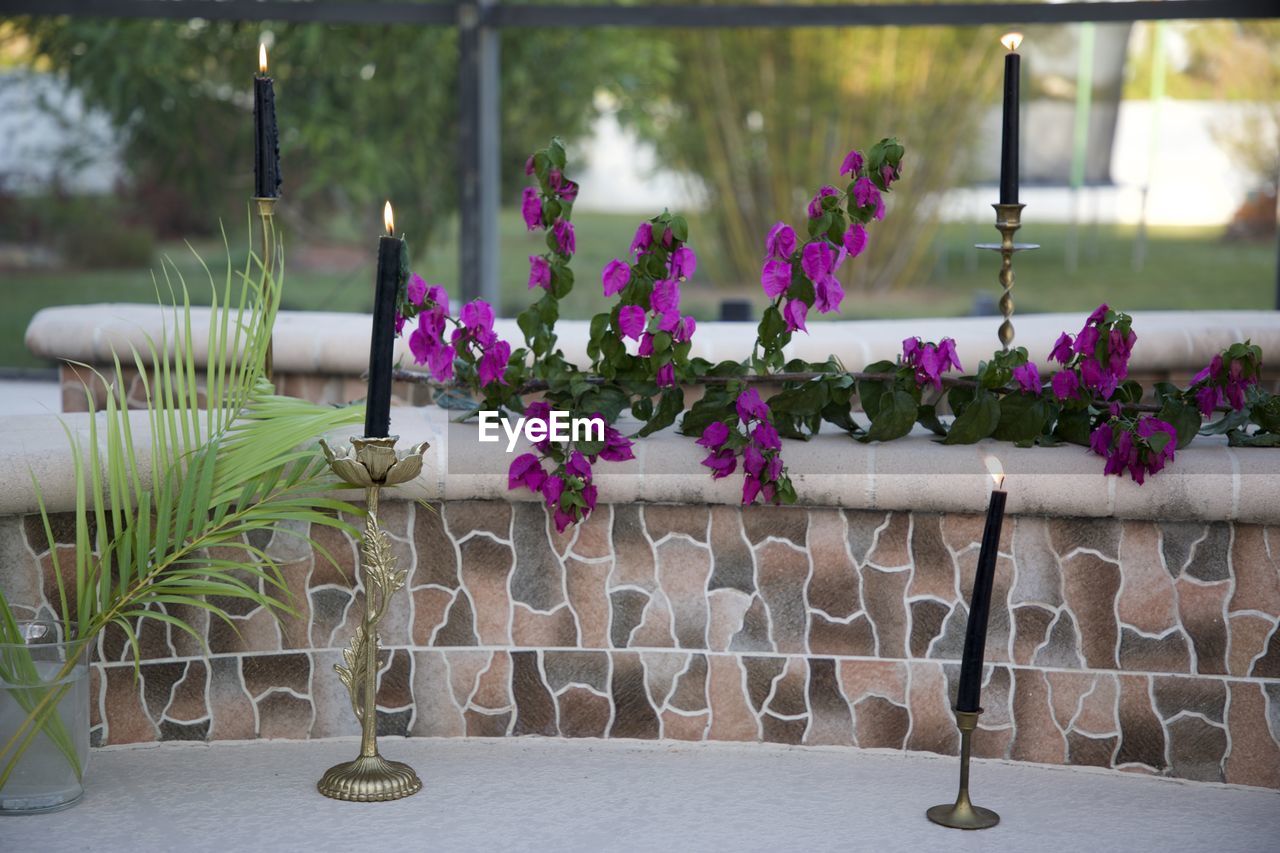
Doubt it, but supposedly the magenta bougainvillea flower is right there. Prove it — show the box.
[1191,349,1260,417]
[617,305,646,340]
[1050,332,1074,365]
[842,222,868,258]
[735,387,769,422]
[783,298,808,333]
[1051,369,1081,401]
[1012,361,1040,394]
[807,185,838,219]
[671,315,697,344]
[528,255,551,290]
[765,222,797,260]
[760,259,792,299]
[631,222,653,255]
[696,420,729,449]
[839,149,864,176]
[552,219,575,255]
[1046,305,1136,400]
[1090,416,1177,485]
[901,336,962,391]
[521,187,543,231]
[651,279,680,316]
[508,453,547,492]
[655,362,676,387]
[669,246,698,280]
[602,258,630,297]
[476,339,510,386]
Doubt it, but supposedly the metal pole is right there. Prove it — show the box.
[457,0,501,307]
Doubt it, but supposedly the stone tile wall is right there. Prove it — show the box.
[2,503,1278,788]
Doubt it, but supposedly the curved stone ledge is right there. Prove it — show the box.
[26,304,1280,378]
[4,406,1277,524]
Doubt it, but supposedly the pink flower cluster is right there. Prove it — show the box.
[403,273,510,386]
[1191,353,1258,417]
[507,404,635,532]
[524,160,579,291]
[1090,416,1176,485]
[1049,304,1136,401]
[601,220,699,386]
[901,337,962,391]
[760,147,888,329]
[697,388,788,505]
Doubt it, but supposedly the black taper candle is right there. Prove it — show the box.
[955,482,1007,713]
[365,202,401,438]
[254,44,282,199]
[998,34,1021,205]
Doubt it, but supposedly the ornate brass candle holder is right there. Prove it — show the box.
[976,203,1038,352]
[316,435,427,802]
[926,707,999,830]
[254,196,278,381]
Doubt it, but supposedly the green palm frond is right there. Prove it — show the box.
[0,221,364,789]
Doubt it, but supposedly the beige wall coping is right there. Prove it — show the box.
[26,304,1280,377]
[3,405,1275,524]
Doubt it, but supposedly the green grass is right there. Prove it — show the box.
[2,212,1273,369]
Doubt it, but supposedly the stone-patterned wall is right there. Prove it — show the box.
[2,503,1278,789]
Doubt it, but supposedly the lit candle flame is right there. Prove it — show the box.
[985,456,1005,490]
[384,201,395,236]
[1001,32,1023,52]
[259,43,268,74]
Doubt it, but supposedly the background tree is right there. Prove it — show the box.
[12,16,661,250]
[614,19,1000,291]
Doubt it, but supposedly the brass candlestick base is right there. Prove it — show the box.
[926,708,999,830]
[976,202,1039,352]
[253,196,278,381]
[316,435,428,802]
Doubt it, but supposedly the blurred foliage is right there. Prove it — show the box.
[9,16,663,252]
[0,190,154,268]
[1193,21,1279,195]
[614,14,1000,290]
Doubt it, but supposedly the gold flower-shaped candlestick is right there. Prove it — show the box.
[976,203,1039,352]
[317,435,427,802]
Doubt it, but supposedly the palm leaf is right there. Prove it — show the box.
[1,229,364,790]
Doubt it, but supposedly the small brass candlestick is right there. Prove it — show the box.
[976,203,1038,352]
[254,196,278,381]
[317,435,427,802]
[926,707,999,830]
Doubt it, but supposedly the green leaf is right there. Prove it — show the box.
[637,388,685,437]
[1156,398,1202,450]
[1227,431,1280,447]
[993,394,1053,443]
[1054,407,1094,446]
[669,215,689,243]
[917,404,947,436]
[944,391,1001,444]
[862,390,917,443]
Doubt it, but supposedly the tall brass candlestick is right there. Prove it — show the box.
[927,458,1007,831]
[255,197,277,381]
[977,205,1038,352]
[253,44,281,380]
[317,436,427,802]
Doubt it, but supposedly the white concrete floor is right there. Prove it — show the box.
[3,738,1276,852]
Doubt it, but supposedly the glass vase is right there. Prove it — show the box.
[0,620,90,815]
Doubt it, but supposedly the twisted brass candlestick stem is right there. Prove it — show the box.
[254,197,277,381]
[976,203,1038,352]
[316,435,427,802]
[926,708,999,830]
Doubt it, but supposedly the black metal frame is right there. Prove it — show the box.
[4,0,1278,305]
